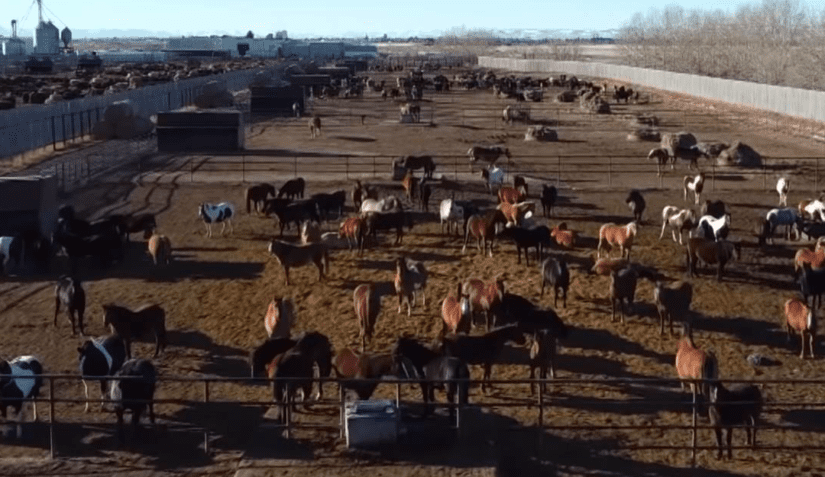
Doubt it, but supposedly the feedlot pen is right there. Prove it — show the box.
[3,69,825,476]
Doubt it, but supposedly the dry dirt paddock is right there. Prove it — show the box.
[3,67,825,477]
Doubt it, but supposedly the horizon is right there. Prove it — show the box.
[0,0,779,40]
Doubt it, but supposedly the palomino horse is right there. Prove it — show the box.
[245,183,277,214]
[147,232,172,266]
[309,116,321,138]
[597,222,639,260]
[685,238,740,281]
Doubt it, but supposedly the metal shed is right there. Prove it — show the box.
[250,85,305,115]
[0,175,58,238]
[156,108,245,152]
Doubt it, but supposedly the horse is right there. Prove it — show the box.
[249,337,298,379]
[648,147,673,176]
[278,178,306,200]
[0,356,43,439]
[352,180,377,211]
[394,256,428,316]
[245,183,277,214]
[441,282,472,336]
[697,214,731,242]
[540,257,570,308]
[102,304,167,359]
[110,358,156,444]
[467,145,511,172]
[339,216,366,254]
[363,210,411,246]
[462,209,508,258]
[198,202,234,238]
[401,169,418,202]
[395,155,436,179]
[540,184,558,218]
[354,284,381,352]
[626,190,646,223]
[0,236,25,275]
[440,199,465,236]
[54,275,86,336]
[111,213,157,241]
[264,296,297,339]
[660,206,697,245]
[498,186,524,205]
[267,240,329,286]
[146,232,172,266]
[684,173,706,205]
[309,116,321,138]
[496,225,551,265]
[78,335,127,412]
[310,190,347,221]
[551,222,576,248]
[51,229,124,273]
[686,238,741,281]
[392,337,470,419]
[440,324,526,393]
[462,276,506,331]
[332,348,397,400]
[271,201,320,236]
[481,166,505,194]
[777,177,790,207]
[597,222,638,260]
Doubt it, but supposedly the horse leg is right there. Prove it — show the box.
[53,295,60,329]
[83,380,90,412]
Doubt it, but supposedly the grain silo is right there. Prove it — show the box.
[33,0,60,55]
[2,20,27,56]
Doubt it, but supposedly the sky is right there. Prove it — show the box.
[0,0,779,39]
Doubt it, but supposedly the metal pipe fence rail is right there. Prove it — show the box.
[16,374,825,466]
[128,153,825,194]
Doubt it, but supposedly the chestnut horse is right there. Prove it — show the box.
[597,222,638,260]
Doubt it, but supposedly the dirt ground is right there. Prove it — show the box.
[3,66,825,477]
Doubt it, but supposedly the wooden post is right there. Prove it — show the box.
[691,384,697,467]
[242,155,245,183]
[537,380,544,429]
[285,387,292,439]
[49,377,55,459]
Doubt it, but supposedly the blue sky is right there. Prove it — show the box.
[0,0,779,38]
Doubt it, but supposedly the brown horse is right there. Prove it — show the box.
[245,183,277,214]
[395,155,436,179]
[102,304,167,359]
[339,216,366,254]
[309,116,321,138]
[462,209,508,257]
[354,284,381,352]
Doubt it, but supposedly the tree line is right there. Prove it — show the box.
[618,0,825,90]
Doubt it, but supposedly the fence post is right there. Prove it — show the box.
[557,156,561,187]
[339,383,345,439]
[712,162,716,192]
[51,116,57,151]
[242,155,245,183]
[691,384,697,467]
[608,156,612,187]
[49,377,55,459]
[537,380,543,429]
[285,388,292,439]
[203,380,210,455]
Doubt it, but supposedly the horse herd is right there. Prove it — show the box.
[0,149,821,460]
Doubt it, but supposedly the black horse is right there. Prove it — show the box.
[52,229,124,273]
[246,183,277,214]
[440,324,526,392]
[392,337,469,419]
[278,178,306,200]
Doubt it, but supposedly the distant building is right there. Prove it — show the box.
[0,37,31,56]
[34,20,60,55]
[163,36,376,60]
[276,30,288,40]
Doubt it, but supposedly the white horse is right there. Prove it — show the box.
[776,177,789,207]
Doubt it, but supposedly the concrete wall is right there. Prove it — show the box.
[478,56,825,124]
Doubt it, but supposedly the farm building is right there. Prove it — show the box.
[0,175,58,238]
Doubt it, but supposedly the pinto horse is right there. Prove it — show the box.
[54,275,86,335]
[597,222,638,260]
[462,209,508,257]
[246,183,277,214]
[198,202,235,238]
[0,356,43,439]
[78,335,127,412]
[392,337,470,419]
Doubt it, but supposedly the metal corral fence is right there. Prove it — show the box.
[85,153,825,194]
[0,67,271,160]
[21,374,825,466]
[478,57,825,126]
